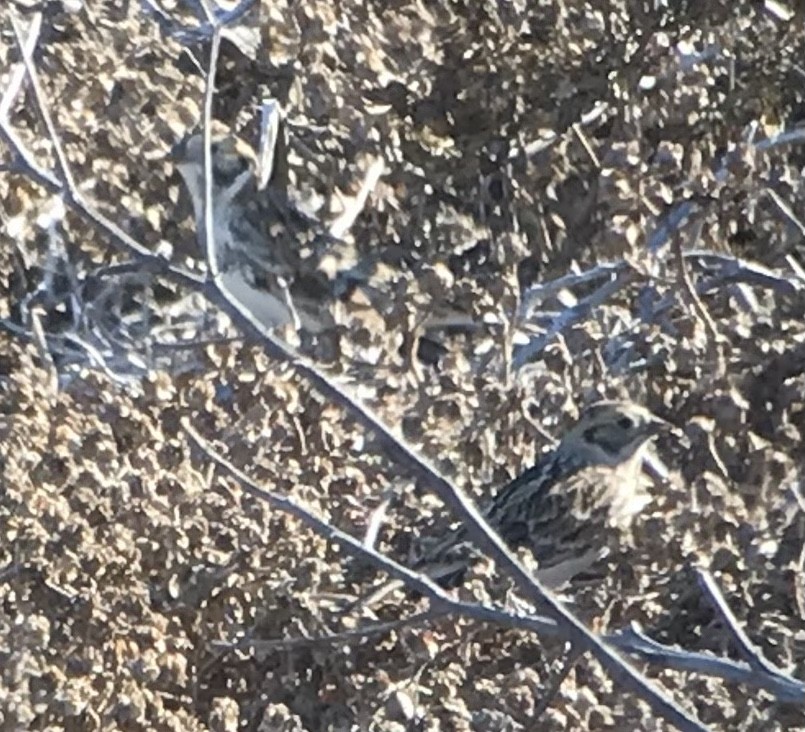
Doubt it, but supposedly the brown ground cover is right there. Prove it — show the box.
[2,1,805,729]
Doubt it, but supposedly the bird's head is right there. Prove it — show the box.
[562,400,672,467]
[172,129,256,214]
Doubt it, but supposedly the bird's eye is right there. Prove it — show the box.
[617,416,634,430]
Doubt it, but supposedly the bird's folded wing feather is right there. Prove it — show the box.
[414,460,632,588]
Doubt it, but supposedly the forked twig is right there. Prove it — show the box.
[613,623,803,703]
[695,568,792,680]
[1,17,204,290]
[0,13,39,120]
[533,643,584,720]
[518,261,628,318]
[514,267,636,369]
[210,609,441,654]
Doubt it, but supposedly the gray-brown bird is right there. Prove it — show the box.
[173,124,377,333]
[354,401,674,610]
[172,125,337,332]
[416,400,672,590]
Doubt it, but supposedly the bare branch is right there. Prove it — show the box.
[533,644,584,720]
[0,13,40,121]
[210,610,441,654]
[10,14,78,191]
[183,432,805,705]
[256,99,283,191]
[0,29,203,289]
[141,0,257,45]
[670,220,726,376]
[612,623,804,704]
[688,250,803,297]
[182,418,706,732]
[648,197,705,253]
[200,26,223,279]
[514,267,636,369]
[181,417,542,625]
[695,568,792,680]
[362,492,393,550]
[328,157,385,239]
[764,186,805,238]
[519,261,628,318]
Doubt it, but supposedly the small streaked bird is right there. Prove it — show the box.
[172,123,336,332]
[418,400,672,589]
[358,401,673,609]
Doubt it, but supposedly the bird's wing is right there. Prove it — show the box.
[412,453,578,585]
[484,452,578,526]
[518,470,611,562]
[514,463,643,584]
[415,461,631,589]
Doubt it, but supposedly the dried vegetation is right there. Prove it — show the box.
[2,1,805,730]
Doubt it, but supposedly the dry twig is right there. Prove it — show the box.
[695,568,796,683]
